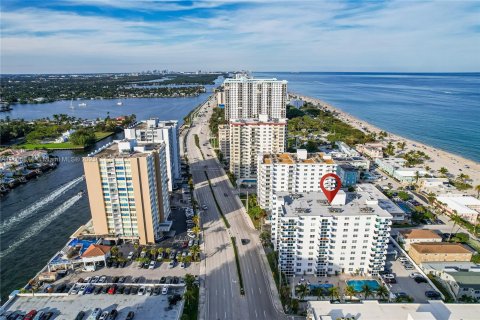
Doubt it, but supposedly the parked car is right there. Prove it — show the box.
[383,274,395,280]
[138,287,146,295]
[130,286,139,295]
[127,252,134,260]
[94,286,102,295]
[99,311,109,320]
[108,285,117,294]
[125,311,135,320]
[160,277,166,284]
[414,276,428,283]
[101,286,109,294]
[425,290,441,299]
[85,285,95,294]
[78,285,87,295]
[74,311,85,320]
[107,310,118,320]
[99,276,107,283]
[149,261,156,269]
[32,311,44,320]
[162,286,168,295]
[87,308,102,320]
[395,292,408,298]
[168,260,176,268]
[153,287,161,295]
[410,272,422,278]
[91,276,100,283]
[43,312,54,320]
[202,205,208,210]
[146,286,153,296]
[118,276,125,283]
[404,264,415,270]
[123,287,131,295]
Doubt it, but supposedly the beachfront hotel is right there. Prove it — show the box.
[271,184,393,277]
[229,114,287,180]
[124,119,180,191]
[223,74,288,120]
[83,140,171,245]
[256,149,337,210]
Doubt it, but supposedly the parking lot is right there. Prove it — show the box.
[382,243,437,303]
[4,287,185,320]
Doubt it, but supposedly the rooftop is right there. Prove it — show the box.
[134,119,178,130]
[446,271,480,290]
[277,184,399,219]
[262,152,335,165]
[87,140,161,159]
[81,244,111,258]
[421,261,480,272]
[437,194,480,215]
[400,229,443,240]
[307,300,480,320]
[410,242,473,254]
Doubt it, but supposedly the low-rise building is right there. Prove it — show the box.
[306,300,480,320]
[398,229,443,251]
[419,178,456,195]
[336,163,359,187]
[409,242,473,265]
[335,141,360,157]
[375,158,426,184]
[356,142,384,159]
[257,150,337,210]
[271,185,393,277]
[229,115,287,180]
[436,194,480,224]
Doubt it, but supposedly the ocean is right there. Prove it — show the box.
[255,72,480,162]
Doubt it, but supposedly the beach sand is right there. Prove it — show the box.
[292,94,480,194]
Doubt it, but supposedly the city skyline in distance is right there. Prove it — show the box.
[1,0,480,74]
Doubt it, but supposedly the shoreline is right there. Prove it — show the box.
[291,93,480,192]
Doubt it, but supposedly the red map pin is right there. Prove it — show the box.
[320,173,342,204]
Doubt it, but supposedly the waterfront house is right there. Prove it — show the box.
[436,194,480,224]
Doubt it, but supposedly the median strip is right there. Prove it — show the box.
[194,134,205,160]
[231,237,245,295]
[204,171,230,228]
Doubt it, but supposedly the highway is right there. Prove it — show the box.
[181,96,288,320]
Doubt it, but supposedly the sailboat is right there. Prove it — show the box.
[116,99,123,106]
[69,98,74,109]
[78,102,87,107]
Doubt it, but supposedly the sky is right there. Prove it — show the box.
[1,0,479,74]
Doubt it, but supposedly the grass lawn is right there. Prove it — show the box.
[20,131,113,150]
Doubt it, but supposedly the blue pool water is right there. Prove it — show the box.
[308,283,334,291]
[346,280,380,292]
[397,202,412,213]
[68,238,98,255]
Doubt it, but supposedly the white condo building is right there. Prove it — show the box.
[257,150,337,210]
[124,119,180,191]
[223,75,288,120]
[229,115,287,180]
[271,184,393,277]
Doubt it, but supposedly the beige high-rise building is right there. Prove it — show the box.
[229,115,286,179]
[218,124,230,160]
[83,140,171,245]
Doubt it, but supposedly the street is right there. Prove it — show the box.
[181,96,288,320]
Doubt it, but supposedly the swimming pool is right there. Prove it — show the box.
[397,202,412,213]
[308,283,334,291]
[68,238,98,255]
[346,279,380,292]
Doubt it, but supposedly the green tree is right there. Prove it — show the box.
[296,284,309,300]
[376,285,389,301]
[260,231,271,245]
[157,247,164,257]
[184,288,195,306]
[384,141,395,156]
[361,284,373,300]
[184,273,195,290]
[189,245,200,261]
[191,225,201,236]
[328,286,340,301]
[345,285,356,301]
[439,167,448,177]
[475,185,480,199]
[150,248,157,259]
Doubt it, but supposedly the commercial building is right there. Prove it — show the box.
[306,300,480,320]
[223,75,288,120]
[229,115,287,180]
[398,229,443,251]
[436,194,480,224]
[355,142,384,159]
[336,163,359,187]
[124,119,180,191]
[257,150,337,210]
[218,124,230,160]
[408,243,473,265]
[271,184,393,277]
[83,140,171,245]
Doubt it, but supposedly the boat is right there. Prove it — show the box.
[116,100,123,106]
[69,98,74,109]
[78,102,87,107]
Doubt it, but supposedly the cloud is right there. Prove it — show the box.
[1,0,479,73]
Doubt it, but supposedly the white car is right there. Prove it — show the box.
[78,285,87,295]
[398,257,409,262]
[70,285,79,295]
[410,272,422,278]
[202,205,208,210]
[99,311,109,320]
[85,277,92,283]
[383,274,395,279]
[149,261,156,269]
[127,252,134,260]
[162,286,168,295]
[404,265,415,270]
[99,276,107,283]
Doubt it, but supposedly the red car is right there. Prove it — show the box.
[108,285,117,294]
[24,310,37,320]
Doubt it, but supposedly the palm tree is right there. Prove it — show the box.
[361,284,373,300]
[313,287,325,301]
[157,247,164,258]
[328,286,340,301]
[296,284,309,300]
[475,185,480,199]
[191,225,201,236]
[189,245,200,261]
[260,231,271,245]
[425,165,431,172]
[133,243,139,251]
[110,246,119,257]
[150,248,157,259]
[184,288,195,306]
[414,171,421,184]
[184,273,195,289]
[192,215,199,226]
[397,141,406,151]
[165,248,172,257]
[345,285,356,301]
[448,210,462,241]
[376,285,389,301]
[384,142,395,156]
[438,167,448,177]
[427,192,437,204]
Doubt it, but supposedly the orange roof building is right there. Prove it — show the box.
[409,242,473,265]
